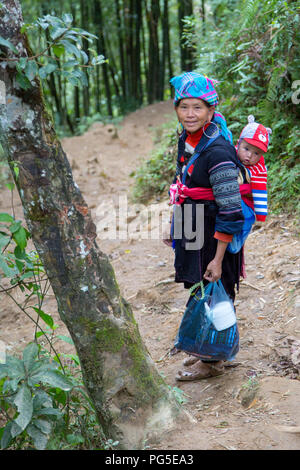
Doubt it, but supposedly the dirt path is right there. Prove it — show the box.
[0,100,299,450]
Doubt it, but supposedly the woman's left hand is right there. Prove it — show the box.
[203,258,222,282]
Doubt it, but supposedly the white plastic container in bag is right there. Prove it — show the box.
[204,300,236,331]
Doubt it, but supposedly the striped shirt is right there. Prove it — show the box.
[245,156,268,222]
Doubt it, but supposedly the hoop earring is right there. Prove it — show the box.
[176,121,184,136]
[203,121,219,138]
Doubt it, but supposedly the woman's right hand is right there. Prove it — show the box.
[163,238,173,247]
[203,258,222,282]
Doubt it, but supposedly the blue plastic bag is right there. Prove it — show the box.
[227,200,255,254]
[174,281,239,361]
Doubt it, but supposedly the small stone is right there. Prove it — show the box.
[157,261,166,267]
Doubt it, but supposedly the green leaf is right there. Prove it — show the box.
[17,57,28,70]
[32,389,53,411]
[16,71,32,90]
[91,54,106,66]
[32,307,54,329]
[36,17,50,31]
[27,358,56,379]
[39,63,58,79]
[80,50,88,64]
[13,226,28,250]
[34,418,52,435]
[68,74,80,86]
[59,39,81,59]
[22,343,39,372]
[52,44,65,58]
[0,254,17,277]
[13,383,33,433]
[9,220,21,234]
[63,59,79,68]
[24,60,38,81]
[30,369,73,391]
[56,334,74,346]
[66,433,84,445]
[0,422,13,449]
[62,353,80,366]
[0,364,9,379]
[72,69,88,86]
[0,36,18,54]
[0,355,25,382]
[62,13,73,26]
[20,23,32,34]
[15,258,24,272]
[14,245,26,259]
[10,421,23,438]
[27,424,49,450]
[35,331,45,339]
[50,27,68,41]
[35,407,61,419]
[0,213,14,223]
[72,28,97,40]
[5,182,15,191]
[0,234,11,249]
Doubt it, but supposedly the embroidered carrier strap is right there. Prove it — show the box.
[182,124,220,185]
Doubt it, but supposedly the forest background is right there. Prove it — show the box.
[7,0,299,215]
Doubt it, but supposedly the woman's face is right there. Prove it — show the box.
[176,98,215,134]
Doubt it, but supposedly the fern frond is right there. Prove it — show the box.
[266,66,285,103]
[240,0,261,29]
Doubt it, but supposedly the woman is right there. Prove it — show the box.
[167,72,245,381]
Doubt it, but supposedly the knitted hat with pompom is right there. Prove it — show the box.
[239,115,272,153]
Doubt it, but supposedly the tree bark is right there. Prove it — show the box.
[161,0,172,99]
[146,0,161,103]
[0,0,182,449]
[80,0,90,117]
[178,0,194,71]
[134,0,143,105]
[93,0,113,117]
[114,0,127,107]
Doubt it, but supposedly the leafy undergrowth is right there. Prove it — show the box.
[0,204,117,450]
[131,120,177,204]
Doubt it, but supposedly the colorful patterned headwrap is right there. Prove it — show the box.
[170,72,219,106]
[170,72,233,143]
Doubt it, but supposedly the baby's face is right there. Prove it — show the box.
[237,140,263,166]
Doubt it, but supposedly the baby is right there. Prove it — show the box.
[236,115,272,222]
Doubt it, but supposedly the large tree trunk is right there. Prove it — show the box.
[0,0,183,450]
[178,0,194,71]
[80,0,90,117]
[93,0,113,117]
[146,0,161,103]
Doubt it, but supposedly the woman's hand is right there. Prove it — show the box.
[203,239,229,282]
[203,258,222,282]
[163,237,173,247]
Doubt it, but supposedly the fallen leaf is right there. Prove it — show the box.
[246,398,258,410]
